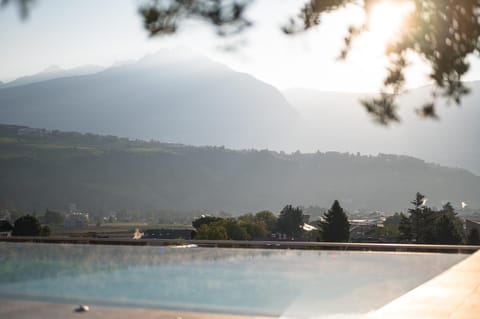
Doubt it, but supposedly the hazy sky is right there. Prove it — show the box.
[1,0,480,92]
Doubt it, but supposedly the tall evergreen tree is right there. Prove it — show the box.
[319,200,350,242]
[408,192,436,243]
[408,192,426,243]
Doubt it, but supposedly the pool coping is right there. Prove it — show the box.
[366,250,480,319]
[2,237,480,253]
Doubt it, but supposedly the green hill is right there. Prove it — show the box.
[1,124,479,213]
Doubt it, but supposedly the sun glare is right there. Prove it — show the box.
[367,1,415,47]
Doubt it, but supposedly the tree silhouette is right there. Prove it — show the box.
[192,215,223,229]
[408,192,436,243]
[467,228,480,245]
[224,218,250,240]
[237,213,270,239]
[276,205,304,238]
[319,200,350,242]
[403,196,463,244]
[437,202,463,242]
[434,213,462,244]
[194,222,228,240]
[12,214,41,236]
[239,219,268,239]
[254,210,277,233]
[1,0,33,18]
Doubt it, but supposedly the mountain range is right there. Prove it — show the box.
[0,52,297,151]
[283,85,480,176]
[0,50,478,176]
[2,64,104,89]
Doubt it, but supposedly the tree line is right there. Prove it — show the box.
[5,193,480,245]
[397,193,472,245]
[192,200,351,242]
[192,195,479,245]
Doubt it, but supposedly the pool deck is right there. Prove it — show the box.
[367,250,480,319]
[1,250,479,319]
[0,300,274,319]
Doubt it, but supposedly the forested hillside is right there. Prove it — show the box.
[1,124,479,213]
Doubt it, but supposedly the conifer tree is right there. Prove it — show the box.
[405,197,464,244]
[319,200,350,242]
[408,192,436,243]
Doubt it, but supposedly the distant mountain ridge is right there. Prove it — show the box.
[0,52,298,150]
[2,64,104,89]
[0,50,478,175]
[283,84,480,176]
[0,124,479,213]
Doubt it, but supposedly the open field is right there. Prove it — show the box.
[49,222,193,238]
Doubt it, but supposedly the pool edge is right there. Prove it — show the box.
[368,250,480,319]
[0,298,276,319]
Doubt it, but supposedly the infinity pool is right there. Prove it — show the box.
[0,243,467,318]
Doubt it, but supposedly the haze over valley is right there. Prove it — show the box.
[1,51,479,177]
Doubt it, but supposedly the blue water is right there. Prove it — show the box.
[0,243,467,317]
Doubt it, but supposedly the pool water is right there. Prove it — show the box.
[0,243,467,317]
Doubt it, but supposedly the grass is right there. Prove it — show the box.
[50,222,193,238]
[0,137,17,143]
[126,147,173,154]
[0,152,23,159]
[0,137,106,157]
[0,132,178,158]
[25,143,91,150]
